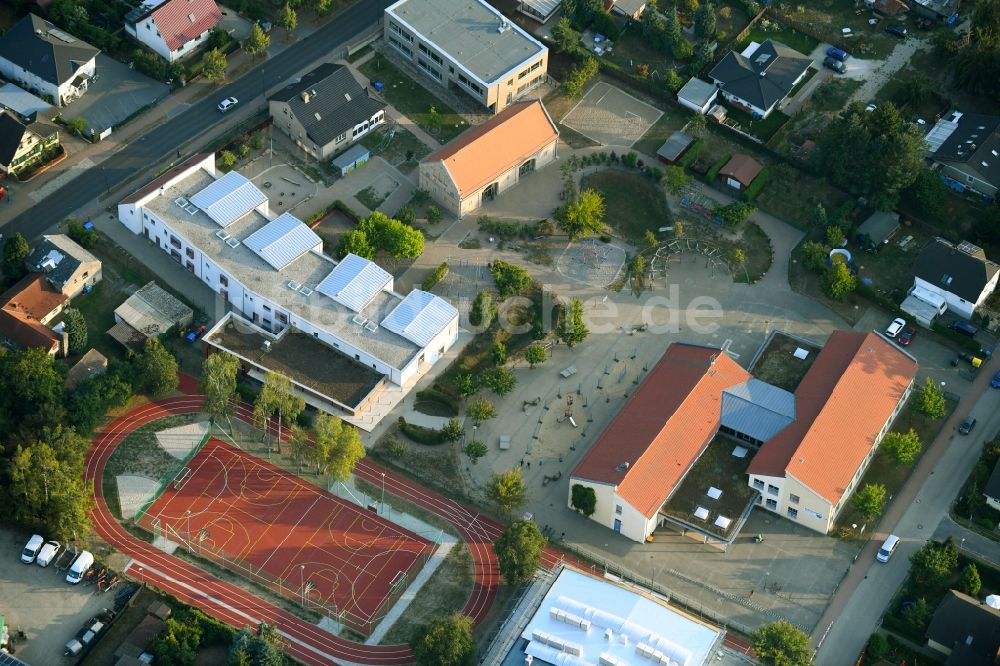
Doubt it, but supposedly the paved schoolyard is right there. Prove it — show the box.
[71,55,168,135]
[561,81,663,147]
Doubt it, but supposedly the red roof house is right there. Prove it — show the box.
[125,0,223,63]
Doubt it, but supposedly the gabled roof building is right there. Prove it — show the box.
[926,590,1000,664]
[709,39,812,119]
[0,109,59,176]
[125,0,223,62]
[269,63,387,160]
[912,238,1000,320]
[926,111,1000,200]
[571,332,917,542]
[25,234,102,299]
[0,14,99,107]
[419,99,559,217]
[118,153,459,427]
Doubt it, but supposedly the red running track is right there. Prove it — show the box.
[138,438,432,632]
[86,395,528,665]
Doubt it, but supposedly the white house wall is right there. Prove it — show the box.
[0,57,58,106]
[567,478,655,543]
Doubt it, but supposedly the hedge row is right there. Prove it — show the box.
[422,262,449,291]
[706,153,732,183]
[931,322,983,353]
[743,167,770,201]
[306,199,361,226]
[398,417,452,445]
[414,386,459,416]
[677,138,705,169]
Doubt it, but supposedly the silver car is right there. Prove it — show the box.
[217,97,238,113]
[886,317,906,338]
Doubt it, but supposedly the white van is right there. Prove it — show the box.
[37,540,61,567]
[21,534,44,563]
[876,535,899,563]
[66,550,94,584]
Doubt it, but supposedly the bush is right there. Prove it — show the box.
[743,167,769,201]
[67,219,98,249]
[414,386,459,416]
[677,138,705,168]
[421,262,449,291]
[931,321,983,353]
[706,153,732,182]
[397,417,458,445]
[219,151,237,170]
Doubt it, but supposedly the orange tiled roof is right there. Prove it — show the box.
[1,273,67,322]
[571,344,751,518]
[0,309,60,352]
[747,331,917,505]
[425,99,558,198]
[151,0,223,53]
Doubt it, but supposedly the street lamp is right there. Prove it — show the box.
[185,510,191,548]
[380,472,386,515]
[300,564,306,606]
[260,67,266,111]
[961,537,966,551]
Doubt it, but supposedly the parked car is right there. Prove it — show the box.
[898,327,917,346]
[21,534,43,563]
[865,103,878,112]
[991,371,1000,388]
[885,23,908,37]
[826,46,850,62]
[36,540,61,567]
[217,97,238,113]
[948,320,979,337]
[66,550,94,584]
[886,317,906,338]
[959,416,977,435]
[823,56,847,73]
[876,534,899,562]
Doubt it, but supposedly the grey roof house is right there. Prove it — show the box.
[913,238,1000,320]
[709,40,812,119]
[857,211,901,250]
[925,111,999,200]
[985,459,1000,511]
[268,63,387,160]
[926,590,1000,665]
[0,14,99,107]
[25,234,102,299]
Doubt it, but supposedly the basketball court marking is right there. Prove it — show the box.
[562,81,664,147]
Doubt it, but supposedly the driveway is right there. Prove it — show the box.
[848,36,929,103]
[69,55,168,135]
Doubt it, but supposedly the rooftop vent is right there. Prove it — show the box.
[188,12,196,22]
[175,196,190,207]
[364,321,378,332]
[262,340,272,352]
[41,258,57,271]
[942,274,953,285]
[225,238,241,248]
[497,20,510,33]
[299,286,313,297]
[184,204,198,215]
[352,314,366,326]
[287,280,301,291]
[215,230,231,241]
[314,112,322,121]
[301,91,311,103]
[615,462,630,472]
[344,92,352,102]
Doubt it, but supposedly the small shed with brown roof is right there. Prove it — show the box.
[65,348,108,391]
[718,154,764,190]
[418,99,559,217]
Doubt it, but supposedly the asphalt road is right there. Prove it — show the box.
[2,0,392,241]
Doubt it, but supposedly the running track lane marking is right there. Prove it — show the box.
[126,561,344,665]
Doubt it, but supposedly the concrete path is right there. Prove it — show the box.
[813,368,1000,662]
[849,36,929,104]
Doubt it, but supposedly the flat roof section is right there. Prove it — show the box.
[144,168,421,369]
[206,315,384,409]
[387,0,546,85]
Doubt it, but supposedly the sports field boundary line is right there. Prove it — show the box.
[256,491,324,574]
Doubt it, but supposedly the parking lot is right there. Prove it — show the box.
[70,55,168,135]
[0,528,116,664]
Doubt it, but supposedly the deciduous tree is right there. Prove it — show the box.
[491,260,532,297]
[494,519,546,584]
[470,291,497,328]
[852,483,887,521]
[716,201,756,227]
[916,376,947,419]
[466,399,496,423]
[552,17,581,53]
[254,371,305,452]
[133,338,178,397]
[410,614,474,666]
[201,48,228,82]
[959,562,982,596]
[62,309,88,355]
[751,620,812,666]
[881,429,922,465]
[487,467,527,514]
[557,298,589,348]
[911,538,959,586]
[277,3,297,35]
[663,165,689,194]
[462,440,487,464]
[485,367,516,396]
[821,260,856,301]
[571,484,597,517]
[200,352,239,430]
[526,343,547,368]
[244,22,270,58]
[3,232,28,281]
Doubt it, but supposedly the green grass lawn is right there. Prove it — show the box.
[740,25,819,57]
[581,169,672,241]
[724,106,791,143]
[753,163,852,230]
[367,124,431,175]
[359,55,469,145]
[787,67,818,98]
[769,2,900,60]
[632,111,691,160]
[809,78,864,112]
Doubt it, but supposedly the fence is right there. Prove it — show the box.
[162,520,435,635]
[132,428,211,526]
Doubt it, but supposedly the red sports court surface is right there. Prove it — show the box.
[138,439,432,628]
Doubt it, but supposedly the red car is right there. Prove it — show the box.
[898,327,917,346]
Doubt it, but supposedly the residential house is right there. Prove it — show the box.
[268,63,387,160]
[911,0,961,21]
[718,153,763,191]
[985,459,1000,512]
[0,109,59,176]
[925,111,999,200]
[124,0,223,63]
[926,590,1000,664]
[607,0,648,19]
[0,274,70,356]
[117,153,459,426]
[384,0,548,113]
[746,331,917,534]
[419,99,558,217]
[0,14,99,107]
[656,130,696,165]
[709,40,812,118]
[912,238,1000,320]
[571,331,917,542]
[516,0,560,24]
[64,348,109,391]
[110,281,192,348]
[872,0,910,17]
[25,234,102,299]
[856,210,901,251]
[676,77,719,114]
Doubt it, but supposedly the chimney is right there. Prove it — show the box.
[301,91,311,103]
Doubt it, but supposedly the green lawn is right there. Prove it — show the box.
[787,67,818,98]
[366,124,431,175]
[809,78,864,112]
[740,25,819,57]
[633,111,691,160]
[359,55,469,145]
[581,169,672,241]
[769,2,900,60]
[723,106,790,143]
